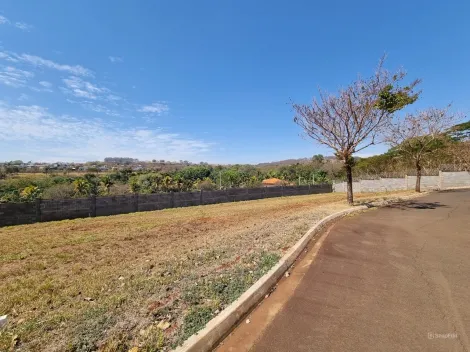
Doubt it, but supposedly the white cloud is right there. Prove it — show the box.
[30,80,53,93]
[18,53,92,76]
[18,93,29,101]
[0,51,93,77]
[138,102,169,115]
[0,102,212,162]
[62,76,107,100]
[61,76,126,115]
[39,81,52,88]
[15,22,33,31]
[0,66,34,87]
[66,98,121,117]
[106,94,121,102]
[0,15,33,31]
[109,56,123,63]
[0,52,19,63]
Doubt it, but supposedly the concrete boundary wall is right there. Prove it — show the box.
[0,184,332,227]
[333,171,470,193]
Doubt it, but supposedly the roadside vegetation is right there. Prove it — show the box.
[0,191,412,351]
[2,122,470,205]
[0,158,341,203]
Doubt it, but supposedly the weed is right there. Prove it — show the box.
[140,325,166,352]
[180,306,213,343]
[100,332,130,352]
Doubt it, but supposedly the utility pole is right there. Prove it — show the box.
[219,171,222,190]
[298,176,301,186]
[312,173,315,185]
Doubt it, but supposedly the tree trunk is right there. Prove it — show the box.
[415,162,422,193]
[345,162,354,205]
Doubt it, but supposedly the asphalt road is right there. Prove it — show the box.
[217,190,470,352]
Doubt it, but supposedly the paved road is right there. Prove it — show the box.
[218,190,470,352]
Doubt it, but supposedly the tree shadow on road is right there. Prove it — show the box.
[385,201,448,210]
[438,189,470,194]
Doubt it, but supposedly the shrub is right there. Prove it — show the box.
[108,184,131,196]
[0,190,21,203]
[73,178,92,197]
[194,178,217,191]
[42,184,75,199]
[20,186,42,201]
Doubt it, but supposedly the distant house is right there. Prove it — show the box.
[261,178,287,187]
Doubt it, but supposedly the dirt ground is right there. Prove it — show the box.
[0,191,413,351]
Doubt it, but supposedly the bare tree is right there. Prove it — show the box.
[384,107,459,192]
[293,57,420,204]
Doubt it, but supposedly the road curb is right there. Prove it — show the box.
[173,192,426,352]
[173,206,369,352]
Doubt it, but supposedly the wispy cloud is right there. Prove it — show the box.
[0,47,168,128]
[18,53,92,76]
[62,76,106,100]
[0,52,18,63]
[66,98,121,117]
[0,102,212,162]
[18,93,29,101]
[138,102,170,115]
[60,75,126,115]
[15,22,33,31]
[39,81,52,88]
[0,50,93,77]
[0,66,34,87]
[0,15,33,31]
[30,80,53,93]
[109,56,123,63]
[106,94,122,102]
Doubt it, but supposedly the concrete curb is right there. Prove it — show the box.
[173,206,368,352]
[173,192,426,352]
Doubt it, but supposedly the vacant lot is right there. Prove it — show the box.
[0,191,413,351]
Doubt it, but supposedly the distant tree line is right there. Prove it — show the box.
[0,158,342,203]
[104,157,139,164]
[354,122,470,179]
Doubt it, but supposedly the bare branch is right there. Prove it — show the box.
[292,56,420,203]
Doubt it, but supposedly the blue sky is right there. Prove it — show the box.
[1,1,469,164]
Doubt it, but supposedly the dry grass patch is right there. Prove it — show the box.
[0,191,413,351]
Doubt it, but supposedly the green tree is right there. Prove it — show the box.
[312,154,324,164]
[129,176,140,193]
[161,175,173,192]
[449,120,470,141]
[100,175,114,194]
[73,178,91,197]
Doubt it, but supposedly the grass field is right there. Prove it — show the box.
[0,191,413,351]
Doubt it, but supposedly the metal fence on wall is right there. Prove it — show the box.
[0,184,333,227]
